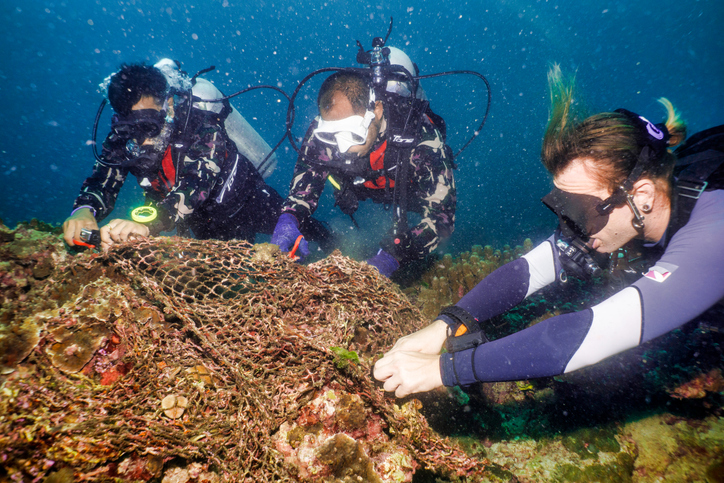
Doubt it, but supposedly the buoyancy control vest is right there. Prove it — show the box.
[325,97,451,222]
[669,124,724,235]
[189,78,277,179]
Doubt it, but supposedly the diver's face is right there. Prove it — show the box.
[320,91,383,157]
[132,95,163,111]
[553,159,639,253]
[131,96,171,145]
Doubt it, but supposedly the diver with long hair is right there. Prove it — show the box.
[375,65,724,396]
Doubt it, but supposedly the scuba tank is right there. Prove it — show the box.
[190,77,277,179]
[95,59,279,180]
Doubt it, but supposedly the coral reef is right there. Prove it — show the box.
[411,240,532,319]
[3,223,724,483]
[0,227,491,482]
[668,368,724,400]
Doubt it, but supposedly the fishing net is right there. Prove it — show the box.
[1,236,490,481]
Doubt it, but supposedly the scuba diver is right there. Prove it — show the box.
[271,45,456,278]
[374,65,724,397]
[63,59,331,250]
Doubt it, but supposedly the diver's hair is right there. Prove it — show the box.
[541,64,687,196]
[317,71,370,115]
[108,63,168,117]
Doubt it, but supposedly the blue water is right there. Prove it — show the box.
[1,0,722,254]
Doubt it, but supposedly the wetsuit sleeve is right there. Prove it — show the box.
[72,138,128,222]
[156,122,227,229]
[437,239,557,328]
[440,190,724,386]
[381,122,456,261]
[281,124,330,221]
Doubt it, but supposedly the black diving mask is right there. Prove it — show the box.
[542,188,616,280]
[541,188,613,240]
[110,109,167,147]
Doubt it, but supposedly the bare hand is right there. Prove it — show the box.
[63,208,98,247]
[100,219,150,250]
[373,351,443,397]
[385,319,449,356]
[373,319,449,398]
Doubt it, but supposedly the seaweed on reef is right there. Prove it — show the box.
[406,240,534,320]
[0,232,497,482]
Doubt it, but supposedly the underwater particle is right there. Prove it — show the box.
[161,394,189,419]
[0,317,41,374]
[45,323,111,373]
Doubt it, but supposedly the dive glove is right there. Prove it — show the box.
[366,249,400,278]
[271,213,309,260]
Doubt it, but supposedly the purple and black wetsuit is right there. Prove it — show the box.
[439,189,724,386]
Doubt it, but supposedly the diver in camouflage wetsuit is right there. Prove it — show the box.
[63,62,329,250]
[272,67,456,278]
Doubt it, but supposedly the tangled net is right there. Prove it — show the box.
[1,236,491,481]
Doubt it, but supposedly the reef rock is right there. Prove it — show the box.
[0,233,491,482]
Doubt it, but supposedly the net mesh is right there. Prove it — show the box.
[1,236,490,481]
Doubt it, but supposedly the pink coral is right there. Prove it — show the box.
[670,369,724,399]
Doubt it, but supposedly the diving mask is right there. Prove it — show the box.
[313,110,376,153]
[542,188,614,279]
[541,187,612,240]
[110,109,166,142]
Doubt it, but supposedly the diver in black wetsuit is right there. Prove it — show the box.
[64,60,332,251]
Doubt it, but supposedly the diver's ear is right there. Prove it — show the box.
[374,100,384,119]
[632,178,656,212]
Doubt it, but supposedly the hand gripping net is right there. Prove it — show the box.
[2,236,490,481]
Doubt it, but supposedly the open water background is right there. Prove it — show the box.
[1,0,722,255]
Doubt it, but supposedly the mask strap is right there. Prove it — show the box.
[596,145,654,215]
[161,96,173,123]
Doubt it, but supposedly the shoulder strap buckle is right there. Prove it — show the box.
[677,179,708,199]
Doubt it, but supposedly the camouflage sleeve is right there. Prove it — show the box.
[72,138,129,222]
[157,123,226,228]
[281,123,330,221]
[382,120,456,261]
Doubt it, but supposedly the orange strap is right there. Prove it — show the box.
[73,240,97,249]
[454,325,468,337]
[289,235,304,260]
